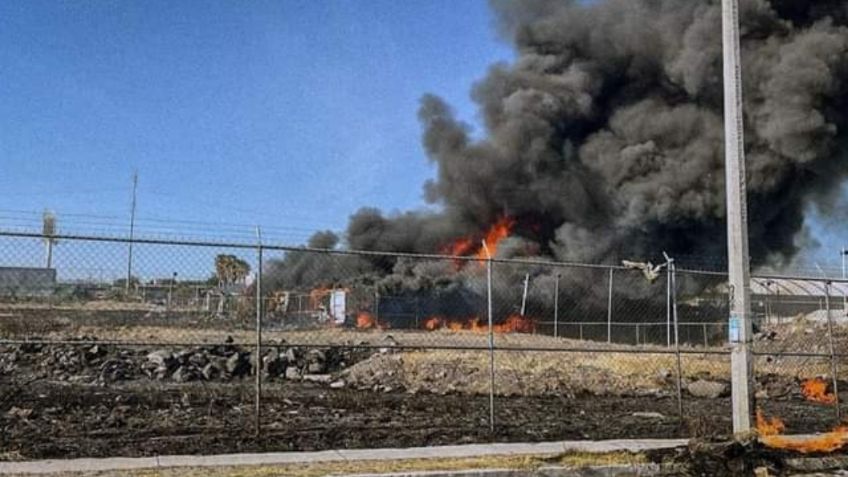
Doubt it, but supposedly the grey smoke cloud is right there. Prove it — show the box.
[362,0,848,269]
[272,0,848,308]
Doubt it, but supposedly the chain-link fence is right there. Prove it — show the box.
[0,230,845,458]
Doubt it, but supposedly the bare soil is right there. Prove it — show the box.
[1,376,844,461]
[0,378,689,460]
[2,307,846,462]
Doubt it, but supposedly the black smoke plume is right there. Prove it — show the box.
[349,0,848,268]
[266,0,848,330]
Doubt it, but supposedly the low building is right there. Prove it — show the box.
[0,267,57,296]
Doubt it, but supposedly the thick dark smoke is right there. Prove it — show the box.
[346,0,848,268]
[267,0,848,327]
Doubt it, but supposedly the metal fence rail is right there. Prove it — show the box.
[0,229,845,457]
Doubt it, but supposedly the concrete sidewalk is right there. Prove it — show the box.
[0,439,689,475]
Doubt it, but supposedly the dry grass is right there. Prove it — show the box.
[23,452,646,477]
[345,346,834,397]
[43,323,686,350]
[388,349,730,395]
[0,301,156,311]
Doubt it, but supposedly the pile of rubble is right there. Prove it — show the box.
[0,337,374,385]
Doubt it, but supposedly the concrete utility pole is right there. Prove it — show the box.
[722,0,754,433]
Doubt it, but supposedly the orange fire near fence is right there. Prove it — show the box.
[422,314,536,334]
[355,312,388,330]
[801,378,837,404]
[441,215,516,269]
[757,409,848,453]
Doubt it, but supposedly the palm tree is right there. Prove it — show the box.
[214,254,251,287]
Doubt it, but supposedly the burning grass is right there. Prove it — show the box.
[421,314,536,334]
[800,378,837,404]
[757,409,848,454]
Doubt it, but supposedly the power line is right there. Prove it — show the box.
[0,208,342,234]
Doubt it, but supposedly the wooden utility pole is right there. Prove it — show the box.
[722,0,754,433]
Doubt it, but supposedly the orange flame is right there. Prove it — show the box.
[355,312,388,330]
[423,316,444,331]
[309,286,331,309]
[756,409,786,436]
[757,409,848,453]
[469,317,488,333]
[442,237,476,258]
[801,378,837,404]
[421,314,535,334]
[476,216,516,261]
[441,216,516,269]
[493,313,536,334]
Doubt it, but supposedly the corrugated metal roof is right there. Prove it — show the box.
[750,277,848,297]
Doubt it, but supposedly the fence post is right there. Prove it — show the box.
[843,248,847,315]
[666,265,672,348]
[167,272,176,318]
[374,290,380,324]
[553,273,560,338]
[125,171,137,295]
[703,323,708,348]
[607,268,614,344]
[484,244,495,434]
[255,227,263,437]
[825,281,841,422]
[520,273,529,316]
[664,254,684,423]
[414,296,419,328]
[764,282,771,324]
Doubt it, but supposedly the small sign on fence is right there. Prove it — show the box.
[728,314,741,343]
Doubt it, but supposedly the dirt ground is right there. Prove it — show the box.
[0,378,694,460]
[0,376,844,461]
[2,306,846,462]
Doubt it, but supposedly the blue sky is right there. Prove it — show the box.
[0,0,512,244]
[1,0,846,277]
